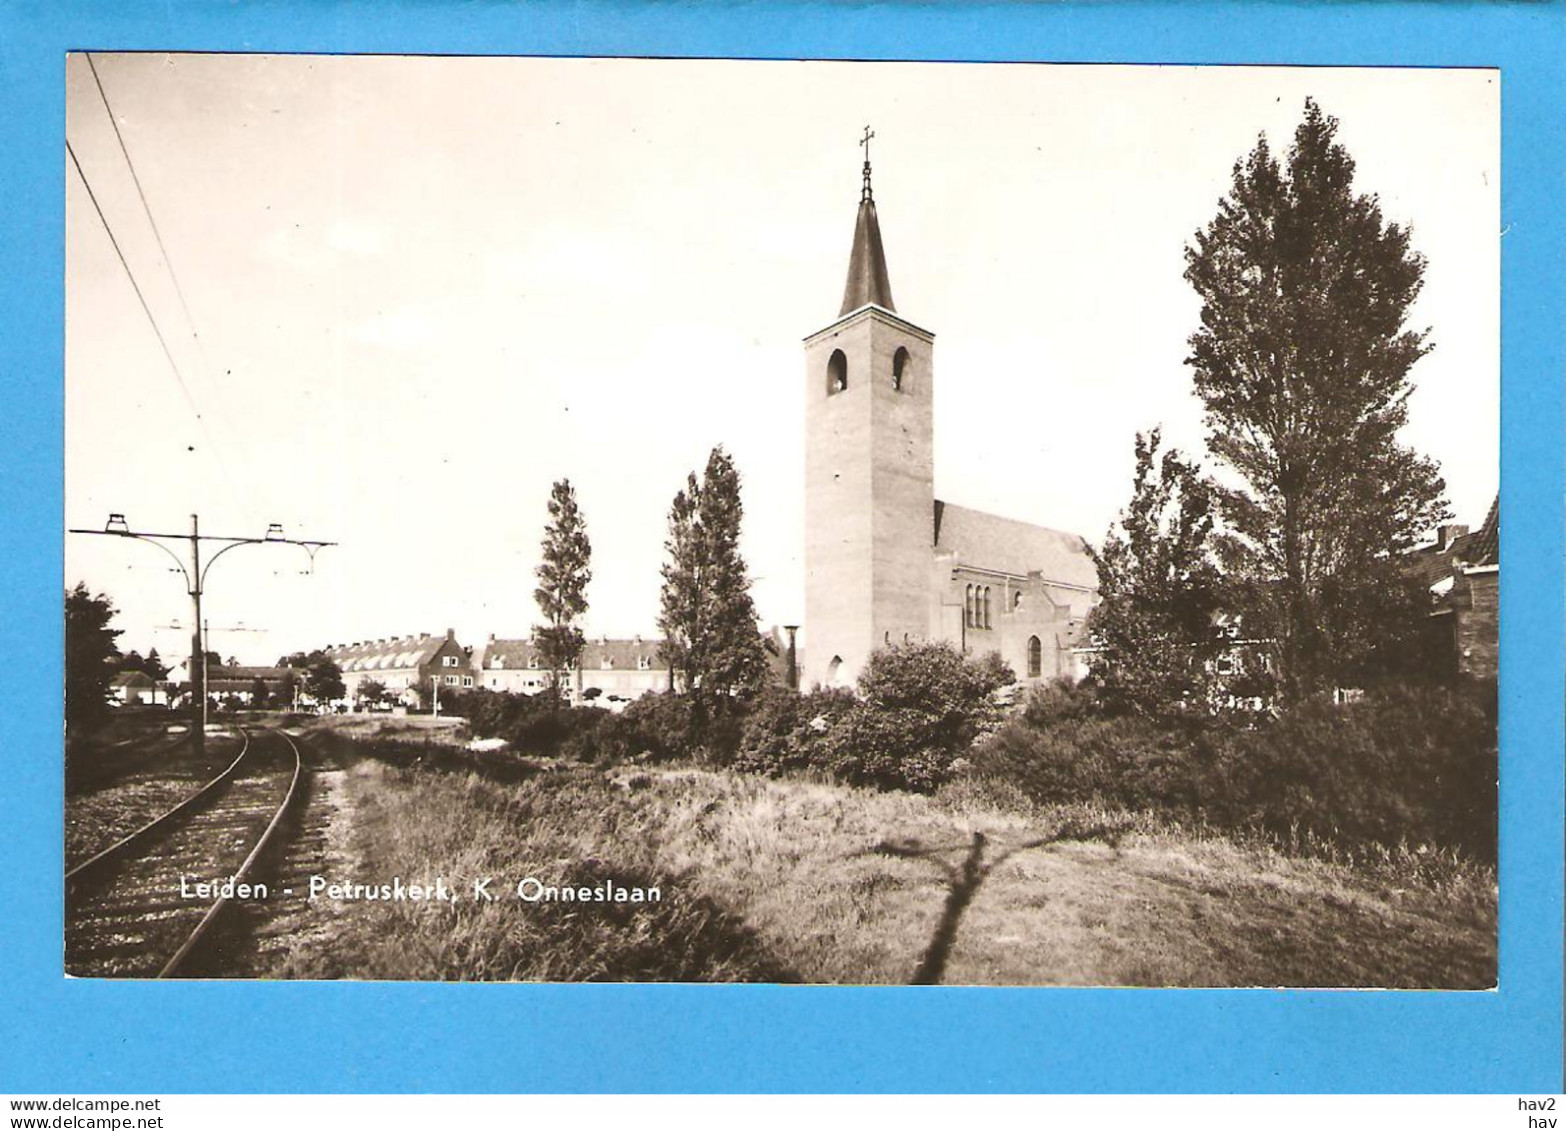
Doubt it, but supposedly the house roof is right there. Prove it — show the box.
[202,666,299,691]
[1467,495,1499,567]
[110,671,154,689]
[933,500,1098,589]
[480,637,668,671]
[217,665,297,682]
[323,633,464,673]
[1405,495,1499,590]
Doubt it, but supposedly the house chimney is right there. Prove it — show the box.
[1437,523,1469,550]
[446,627,455,641]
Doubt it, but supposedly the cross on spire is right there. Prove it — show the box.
[860,125,875,202]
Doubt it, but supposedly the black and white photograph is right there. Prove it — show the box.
[64,54,1498,986]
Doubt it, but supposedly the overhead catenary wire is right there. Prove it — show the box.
[77,54,268,522]
[84,53,213,375]
[66,137,210,434]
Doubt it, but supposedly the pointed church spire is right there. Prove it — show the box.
[839,125,895,316]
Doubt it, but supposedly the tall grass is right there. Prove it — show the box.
[281,762,794,982]
[279,733,1495,986]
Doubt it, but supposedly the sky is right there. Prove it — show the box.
[63,55,1499,667]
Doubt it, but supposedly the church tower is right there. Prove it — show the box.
[803,133,936,689]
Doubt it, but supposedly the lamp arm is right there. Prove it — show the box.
[124,534,194,593]
[197,538,263,590]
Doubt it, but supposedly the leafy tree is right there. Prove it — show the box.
[1184,98,1448,695]
[358,678,388,709]
[118,647,171,681]
[284,653,345,705]
[533,478,592,708]
[249,677,271,709]
[1085,429,1226,715]
[657,447,769,729]
[65,583,122,732]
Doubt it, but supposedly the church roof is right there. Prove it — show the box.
[840,194,895,316]
[933,500,1098,589]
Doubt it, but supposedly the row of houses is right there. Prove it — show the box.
[325,629,674,710]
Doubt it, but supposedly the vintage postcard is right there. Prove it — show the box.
[63,54,1498,987]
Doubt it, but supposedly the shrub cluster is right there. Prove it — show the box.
[435,687,714,764]
[733,642,1013,792]
[969,678,1498,858]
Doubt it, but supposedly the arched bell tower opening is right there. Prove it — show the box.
[892,346,910,392]
[802,133,936,691]
[827,349,848,394]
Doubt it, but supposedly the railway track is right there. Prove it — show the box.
[65,727,306,978]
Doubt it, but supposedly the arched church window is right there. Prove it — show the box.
[964,585,974,628]
[827,656,846,687]
[983,587,992,628]
[1014,591,1023,611]
[892,347,910,392]
[827,349,848,395]
[1027,636,1042,679]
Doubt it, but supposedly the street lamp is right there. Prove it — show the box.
[67,512,336,753]
[783,625,800,692]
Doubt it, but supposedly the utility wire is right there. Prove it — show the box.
[67,136,253,521]
[66,137,208,431]
[85,53,211,365]
[81,53,266,522]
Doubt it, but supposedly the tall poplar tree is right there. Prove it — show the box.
[1184,99,1449,695]
[533,478,592,707]
[658,447,768,724]
[658,473,704,699]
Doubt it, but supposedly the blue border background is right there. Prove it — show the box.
[2,1,1560,1094]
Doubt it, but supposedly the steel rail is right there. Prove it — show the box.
[66,729,253,886]
[158,729,305,978]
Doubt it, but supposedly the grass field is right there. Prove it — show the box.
[277,744,1496,987]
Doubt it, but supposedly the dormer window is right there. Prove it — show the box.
[637,655,652,670]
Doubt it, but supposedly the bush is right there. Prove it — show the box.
[968,678,1497,858]
[1021,678,1100,727]
[733,641,1011,792]
[1204,681,1497,856]
[619,692,698,761]
[732,688,856,778]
